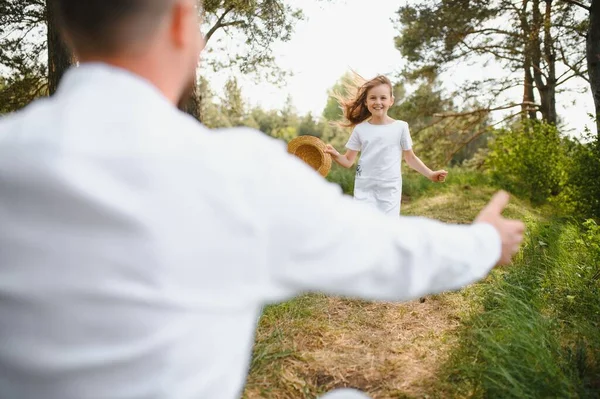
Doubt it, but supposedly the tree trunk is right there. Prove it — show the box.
[178,74,203,121]
[588,0,600,136]
[542,0,557,125]
[520,0,538,120]
[524,66,538,120]
[46,0,73,95]
[531,0,558,125]
[523,52,538,120]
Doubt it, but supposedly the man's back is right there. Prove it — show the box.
[0,64,281,399]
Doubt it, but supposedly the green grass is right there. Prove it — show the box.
[439,217,600,398]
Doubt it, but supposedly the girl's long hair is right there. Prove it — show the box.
[331,71,394,128]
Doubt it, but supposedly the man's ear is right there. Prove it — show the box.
[169,1,194,49]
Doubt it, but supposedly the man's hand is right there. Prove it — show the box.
[475,191,525,265]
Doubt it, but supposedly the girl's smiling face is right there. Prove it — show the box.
[365,84,394,117]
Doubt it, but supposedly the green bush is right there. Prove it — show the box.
[326,163,355,195]
[486,121,568,205]
[566,129,600,219]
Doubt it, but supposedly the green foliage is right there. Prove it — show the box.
[201,76,289,131]
[394,0,588,125]
[389,74,492,168]
[325,165,493,202]
[0,0,47,114]
[270,126,297,143]
[249,108,282,136]
[401,167,491,201]
[198,75,348,151]
[0,0,305,115]
[566,128,600,219]
[388,77,452,132]
[484,119,600,219]
[221,77,245,126]
[297,112,320,137]
[325,163,355,195]
[198,76,228,128]
[578,219,600,285]
[443,217,600,398]
[321,72,355,122]
[201,0,304,84]
[279,95,299,128]
[486,121,568,204]
[319,120,349,150]
[0,73,47,115]
[321,95,343,122]
[395,1,493,66]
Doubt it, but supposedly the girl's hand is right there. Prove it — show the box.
[324,144,341,158]
[430,170,448,182]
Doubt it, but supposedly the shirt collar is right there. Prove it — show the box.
[56,62,174,108]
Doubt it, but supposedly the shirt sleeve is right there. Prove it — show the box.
[345,126,362,151]
[251,132,501,304]
[400,121,413,151]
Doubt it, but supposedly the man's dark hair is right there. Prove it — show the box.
[52,0,174,55]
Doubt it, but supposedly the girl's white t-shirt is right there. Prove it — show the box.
[345,120,413,181]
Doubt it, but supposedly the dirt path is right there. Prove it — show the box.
[244,291,473,398]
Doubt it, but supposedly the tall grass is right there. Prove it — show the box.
[442,217,600,398]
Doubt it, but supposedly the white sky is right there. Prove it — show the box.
[201,0,596,137]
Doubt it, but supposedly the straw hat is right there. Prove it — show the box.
[287,135,332,177]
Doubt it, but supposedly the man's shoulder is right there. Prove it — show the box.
[212,125,284,148]
[208,126,328,185]
[214,126,290,160]
[189,124,294,175]
[0,97,55,146]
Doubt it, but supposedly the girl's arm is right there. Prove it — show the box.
[325,145,358,169]
[403,149,448,182]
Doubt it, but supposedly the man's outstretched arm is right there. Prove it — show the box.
[248,133,524,303]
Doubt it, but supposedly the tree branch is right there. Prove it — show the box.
[557,47,588,82]
[204,6,236,44]
[444,111,524,164]
[433,102,539,118]
[557,70,590,85]
[457,41,524,64]
[467,27,520,38]
[559,0,591,11]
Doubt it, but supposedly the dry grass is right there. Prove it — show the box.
[243,186,533,398]
[244,293,475,399]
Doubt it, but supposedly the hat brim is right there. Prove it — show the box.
[287,136,332,177]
